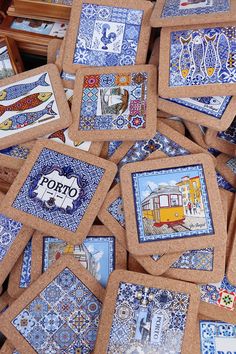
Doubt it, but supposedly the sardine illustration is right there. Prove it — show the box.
[48,129,66,143]
[179,36,192,79]
[192,35,205,80]
[0,73,49,101]
[217,33,230,78]
[0,101,56,130]
[192,96,221,105]
[0,92,52,116]
[204,35,217,77]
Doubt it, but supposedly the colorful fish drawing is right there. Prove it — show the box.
[179,36,192,79]
[204,35,217,77]
[0,101,56,130]
[48,129,66,143]
[0,92,52,116]
[192,35,205,80]
[0,73,49,101]
[217,33,230,78]
[192,96,221,105]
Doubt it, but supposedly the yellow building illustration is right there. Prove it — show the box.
[176,175,203,210]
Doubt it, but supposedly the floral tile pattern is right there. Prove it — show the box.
[217,117,236,144]
[19,239,32,288]
[107,281,190,353]
[171,247,214,271]
[73,4,143,66]
[0,213,22,262]
[12,268,102,353]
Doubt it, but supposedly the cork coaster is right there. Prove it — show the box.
[216,153,236,188]
[159,23,236,98]
[120,153,226,256]
[69,65,157,141]
[0,255,105,354]
[226,198,236,285]
[151,0,236,28]
[47,38,63,65]
[1,140,117,245]
[0,340,16,353]
[0,64,71,149]
[157,95,236,130]
[148,37,160,66]
[94,270,200,354]
[8,225,127,299]
[205,118,236,156]
[184,121,208,149]
[63,0,153,73]
[162,118,186,135]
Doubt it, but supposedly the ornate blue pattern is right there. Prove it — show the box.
[12,268,102,353]
[171,247,214,271]
[217,117,236,144]
[132,164,214,243]
[20,238,32,288]
[107,281,190,352]
[170,27,236,87]
[0,213,22,262]
[73,4,143,66]
[161,0,230,18]
[12,148,105,232]
[0,145,30,160]
[108,197,125,227]
[200,320,236,354]
[43,236,115,287]
[107,141,122,158]
[168,95,231,118]
[216,172,236,192]
[226,157,236,173]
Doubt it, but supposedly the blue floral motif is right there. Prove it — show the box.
[20,238,32,288]
[93,115,113,130]
[108,197,125,227]
[112,115,129,129]
[200,274,236,306]
[12,268,102,353]
[171,248,214,271]
[73,4,143,66]
[217,117,236,144]
[0,213,23,262]
[107,141,122,158]
[0,144,30,160]
[107,281,190,352]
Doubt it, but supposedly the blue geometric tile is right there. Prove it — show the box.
[107,281,190,352]
[73,4,143,66]
[12,268,102,353]
[217,117,236,144]
[171,247,214,271]
[108,197,125,227]
[19,238,32,288]
[12,148,105,232]
[161,0,230,18]
[0,213,22,262]
[0,144,30,160]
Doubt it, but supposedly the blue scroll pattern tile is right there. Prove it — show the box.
[171,247,214,271]
[0,213,22,262]
[12,268,102,353]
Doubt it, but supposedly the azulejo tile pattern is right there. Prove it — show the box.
[12,148,105,232]
[216,171,236,192]
[161,0,230,18]
[0,213,22,262]
[43,236,115,287]
[73,4,143,66]
[200,320,236,354]
[108,197,125,227]
[169,27,236,87]
[20,238,32,288]
[12,268,102,353]
[79,72,147,131]
[168,95,231,119]
[107,281,190,353]
[217,117,236,144]
[133,164,214,243]
[226,157,236,173]
[200,274,236,311]
[171,247,214,271]
[107,141,122,158]
[0,145,30,160]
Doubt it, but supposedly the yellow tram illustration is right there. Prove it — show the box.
[142,185,185,226]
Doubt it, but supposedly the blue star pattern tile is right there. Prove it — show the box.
[132,164,214,243]
[79,72,147,131]
[0,213,22,262]
[200,320,236,354]
[107,141,122,158]
[107,281,190,353]
[169,27,236,87]
[217,117,236,144]
[73,4,143,66]
[200,274,236,311]
[20,239,32,288]
[12,268,102,353]
[171,247,214,271]
[168,95,231,119]
[43,236,115,287]
[161,0,230,18]
[12,148,105,232]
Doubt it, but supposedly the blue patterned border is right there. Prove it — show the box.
[19,238,32,288]
[171,247,214,271]
[132,164,214,243]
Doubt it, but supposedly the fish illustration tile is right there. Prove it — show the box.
[151,0,236,28]
[94,270,200,354]
[159,23,236,98]
[0,140,117,245]
[120,153,227,256]
[0,64,71,149]
[63,0,153,73]
[0,255,105,354]
[199,320,236,354]
[70,65,157,141]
